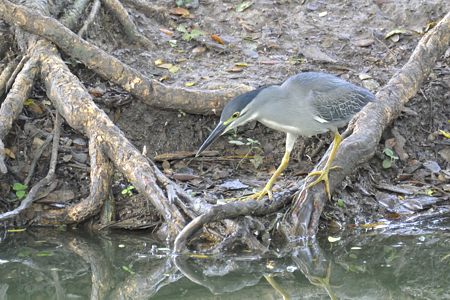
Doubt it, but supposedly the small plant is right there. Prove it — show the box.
[176,24,205,41]
[336,199,345,208]
[121,185,135,197]
[382,147,399,169]
[228,135,264,169]
[12,183,27,200]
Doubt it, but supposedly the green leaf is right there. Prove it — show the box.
[337,199,345,207]
[122,265,135,274]
[12,183,27,191]
[16,190,26,199]
[382,159,392,169]
[190,29,204,38]
[383,148,395,158]
[176,24,187,33]
[36,251,53,257]
[236,1,253,12]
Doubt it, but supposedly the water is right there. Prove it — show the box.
[0,219,449,300]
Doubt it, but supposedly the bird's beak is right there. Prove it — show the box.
[196,122,227,157]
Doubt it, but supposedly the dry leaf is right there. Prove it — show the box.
[236,1,253,12]
[4,148,15,159]
[328,236,341,243]
[192,46,206,55]
[235,62,248,67]
[159,28,174,36]
[169,7,190,17]
[185,81,196,87]
[384,28,411,39]
[158,63,174,69]
[154,59,164,66]
[168,65,180,74]
[211,34,225,45]
[226,67,244,73]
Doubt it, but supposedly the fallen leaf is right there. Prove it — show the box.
[235,62,248,67]
[168,65,180,74]
[226,67,244,73]
[236,1,253,12]
[211,34,225,45]
[384,28,412,40]
[7,228,26,233]
[423,21,437,33]
[328,236,341,243]
[439,130,450,139]
[169,7,190,17]
[299,45,336,63]
[154,59,164,66]
[318,11,328,17]
[4,148,15,159]
[184,81,196,87]
[159,75,169,82]
[358,73,372,80]
[158,63,173,69]
[159,28,174,36]
[353,38,375,47]
[192,46,206,55]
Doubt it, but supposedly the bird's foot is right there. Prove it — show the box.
[306,166,340,200]
[224,185,273,202]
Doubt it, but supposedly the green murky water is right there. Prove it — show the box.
[1,218,449,299]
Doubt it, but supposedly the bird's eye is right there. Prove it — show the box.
[232,112,240,118]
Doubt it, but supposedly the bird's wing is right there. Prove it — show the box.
[310,85,374,123]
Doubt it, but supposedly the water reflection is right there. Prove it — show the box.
[0,219,449,299]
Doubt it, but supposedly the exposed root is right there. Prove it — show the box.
[174,187,295,253]
[0,56,38,174]
[0,56,19,96]
[0,0,251,114]
[102,0,153,48]
[0,112,61,222]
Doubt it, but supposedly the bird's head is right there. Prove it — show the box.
[196,87,264,156]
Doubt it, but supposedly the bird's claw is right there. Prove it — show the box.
[306,165,341,200]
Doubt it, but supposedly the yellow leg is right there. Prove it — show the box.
[246,150,291,201]
[306,131,342,199]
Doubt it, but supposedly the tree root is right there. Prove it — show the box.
[0,56,19,96]
[281,11,450,238]
[0,0,250,115]
[0,56,38,174]
[174,187,295,253]
[102,0,153,48]
[0,113,61,222]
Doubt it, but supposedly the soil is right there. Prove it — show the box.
[1,0,449,231]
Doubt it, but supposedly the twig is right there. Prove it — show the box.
[0,113,61,222]
[78,0,101,38]
[4,55,29,95]
[0,57,18,96]
[24,133,53,186]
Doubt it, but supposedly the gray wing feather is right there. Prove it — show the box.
[312,86,374,122]
[283,72,375,123]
